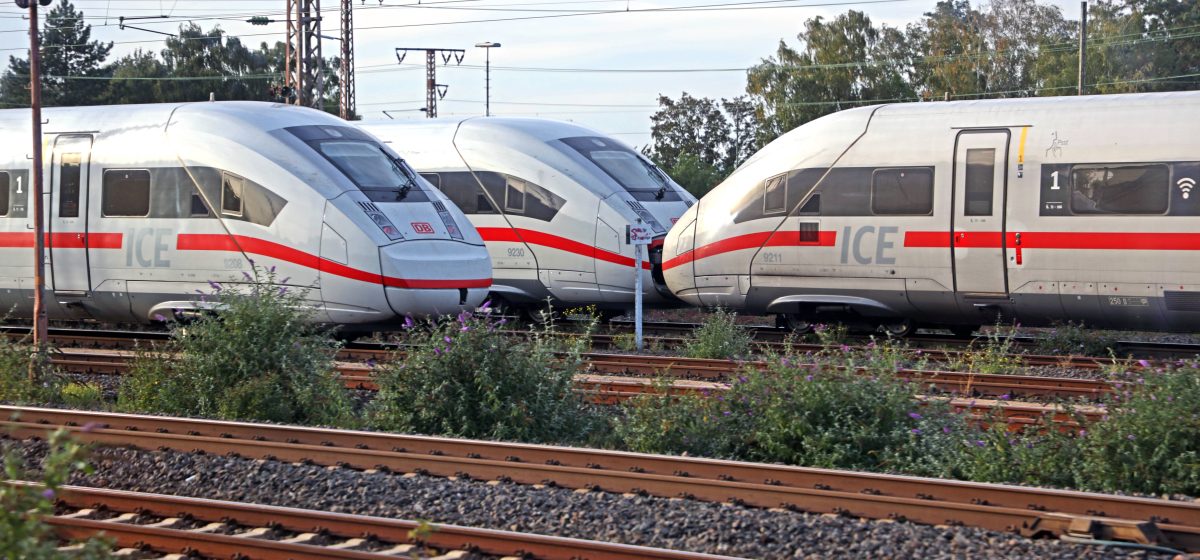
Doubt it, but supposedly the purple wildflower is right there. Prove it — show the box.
[942,426,952,434]
[781,358,791,367]
[280,277,291,284]
[1137,359,1151,368]
[480,299,493,310]
[1078,429,1087,437]
[999,394,1011,401]
[81,422,99,433]
[908,412,922,420]
[403,316,415,329]
[805,375,814,382]
[738,375,748,384]
[910,429,921,435]
[975,440,986,447]
[277,287,287,296]
[366,358,377,369]
[434,347,442,355]
[269,265,276,273]
[498,318,508,325]
[41,489,55,500]
[723,411,731,416]
[444,336,453,344]
[242,271,253,281]
[1127,434,1136,441]
[461,325,470,332]
[207,280,222,292]
[153,313,167,322]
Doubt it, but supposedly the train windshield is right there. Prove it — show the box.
[559,136,680,201]
[287,125,428,202]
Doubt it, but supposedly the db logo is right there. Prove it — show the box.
[411,222,435,234]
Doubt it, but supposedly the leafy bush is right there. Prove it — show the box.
[118,267,353,426]
[1031,321,1119,357]
[368,306,605,444]
[616,360,963,470]
[948,324,1021,375]
[0,339,59,404]
[59,383,103,409]
[1073,364,1200,495]
[684,308,752,360]
[1,428,111,559]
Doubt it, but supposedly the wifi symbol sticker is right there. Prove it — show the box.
[1180,177,1196,200]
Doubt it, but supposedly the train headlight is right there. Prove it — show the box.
[432,201,464,240]
[357,201,405,241]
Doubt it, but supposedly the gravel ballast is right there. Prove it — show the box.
[10,438,1177,559]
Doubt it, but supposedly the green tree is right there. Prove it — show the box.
[746,10,916,143]
[646,92,728,172]
[105,50,169,104]
[0,0,112,107]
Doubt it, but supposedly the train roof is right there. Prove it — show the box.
[871,90,1200,118]
[0,101,347,134]
[360,116,631,147]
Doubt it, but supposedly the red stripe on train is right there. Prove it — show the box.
[661,229,837,271]
[904,231,1200,250]
[0,232,123,249]
[477,227,653,270]
[177,234,491,290]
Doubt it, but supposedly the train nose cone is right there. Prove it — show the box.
[379,240,492,317]
[661,217,701,306]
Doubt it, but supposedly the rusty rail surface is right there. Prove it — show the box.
[13,325,1197,372]
[24,483,730,560]
[4,406,1197,553]
[50,344,1116,402]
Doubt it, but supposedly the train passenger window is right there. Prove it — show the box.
[58,153,82,218]
[762,174,786,215]
[798,194,820,215]
[0,172,8,216]
[1070,164,1169,214]
[421,173,441,188]
[871,167,933,215]
[505,179,526,213]
[102,169,151,217]
[190,189,210,217]
[221,172,244,216]
[964,149,995,216]
[437,171,496,214]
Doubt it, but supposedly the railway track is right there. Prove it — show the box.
[8,325,1200,371]
[49,343,1115,402]
[5,406,1198,553]
[26,482,731,559]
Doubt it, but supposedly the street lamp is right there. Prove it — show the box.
[474,42,500,117]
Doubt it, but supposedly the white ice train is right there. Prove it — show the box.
[0,101,491,325]
[663,92,1200,334]
[359,118,696,315]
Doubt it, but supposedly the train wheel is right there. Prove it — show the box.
[879,319,914,338]
[780,314,815,334]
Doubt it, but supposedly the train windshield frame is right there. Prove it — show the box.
[558,136,681,201]
[286,125,429,203]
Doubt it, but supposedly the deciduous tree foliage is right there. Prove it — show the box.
[0,0,112,107]
[648,0,1200,192]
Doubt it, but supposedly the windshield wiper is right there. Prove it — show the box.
[654,184,668,201]
[395,183,412,201]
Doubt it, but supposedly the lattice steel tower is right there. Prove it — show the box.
[286,0,324,109]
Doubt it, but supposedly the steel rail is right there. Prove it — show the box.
[4,406,1196,551]
[48,345,1116,402]
[27,483,733,560]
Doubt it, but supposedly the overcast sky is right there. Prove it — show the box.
[0,0,1086,148]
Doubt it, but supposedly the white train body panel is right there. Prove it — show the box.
[664,92,1200,331]
[359,118,697,311]
[0,101,490,325]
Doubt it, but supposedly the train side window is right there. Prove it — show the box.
[221,172,244,217]
[964,149,995,216]
[58,153,82,218]
[1070,164,1169,214]
[871,167,933,215]
[0,172,8,217]
[190,189,210,217]
[420,173,441,188]
[102,169,151,217]
[505,179,526,213]
[762,174,786,215]
[798,194,820,215]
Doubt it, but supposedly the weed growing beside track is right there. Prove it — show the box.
[368,305,609,445]
[1,428,111,559]
[117,267,355,425]
[683,308,752,360]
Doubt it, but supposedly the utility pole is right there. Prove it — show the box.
[396,48,464,118]
[1078,1,1088,96]
[475,42,500,117]
[286,0,324,109]
[16,0,51,379]
[339,0,355,120]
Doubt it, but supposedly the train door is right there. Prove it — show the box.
[49,135,93,294]
[951,130,1009,296]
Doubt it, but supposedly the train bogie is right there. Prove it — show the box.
[665,92,1200,333]
[0,101,491,326]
